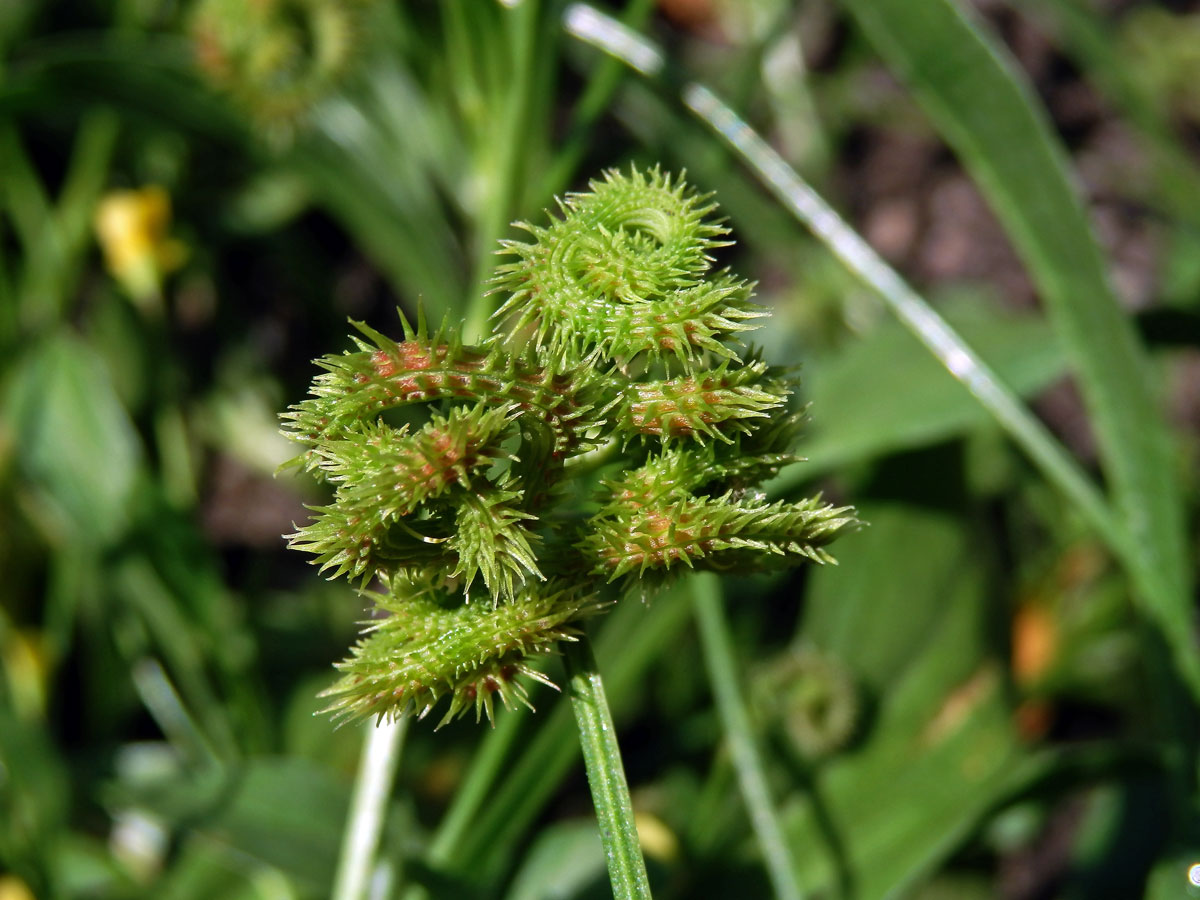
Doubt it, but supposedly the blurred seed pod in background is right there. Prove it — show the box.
[752,644,860,761]
[190,0,375,141]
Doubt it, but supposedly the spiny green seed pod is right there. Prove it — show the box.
[283,166,860,726]
[752,647,860,760]
[491,167,763,368]
[449,490,544,603]
[286,404,519,583]
[321,576,608,727]
[583,491,856,583]
[283,319,605,458]
[614,361,788,443]
[311,404,516,514]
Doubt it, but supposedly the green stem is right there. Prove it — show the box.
[333,717,408,900]
[451,590,693,884]
[692,573,805,900]
[563,635,653,900]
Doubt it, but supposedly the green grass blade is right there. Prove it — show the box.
[55,107,119,275]
[835,0,1200,699]
[773,304,1068,487]
[115,559,240,761]
[693,573,805,900]
[0,123,54,255]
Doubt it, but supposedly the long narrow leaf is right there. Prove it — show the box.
[693,573,805,900]
[834,0,1199,698]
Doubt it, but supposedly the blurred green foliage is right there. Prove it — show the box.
[1,1,1199,898]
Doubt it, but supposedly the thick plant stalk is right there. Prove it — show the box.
[333,717,408,900]
[564,637,653,900]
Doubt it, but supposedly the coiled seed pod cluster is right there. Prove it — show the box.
[282,167,858,726]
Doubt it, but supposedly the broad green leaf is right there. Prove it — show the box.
[156,843,282,900]
[803,503,982,691]
[3,331,142,545]
[504,820,606,900]
[781,303,1066,485]
[120,757,355,895]
[49,834,138,898]
[201,758,350,891]
[792,500,1025,898]
[834,0,1199,698]
[0,709,70,885]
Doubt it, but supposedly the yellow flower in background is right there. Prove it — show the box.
[2,627,48,721]
[93,185,187,306]
[634,811,680,864]
[0,875,36,900]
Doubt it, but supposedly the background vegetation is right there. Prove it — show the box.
[2,0,1199,897]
